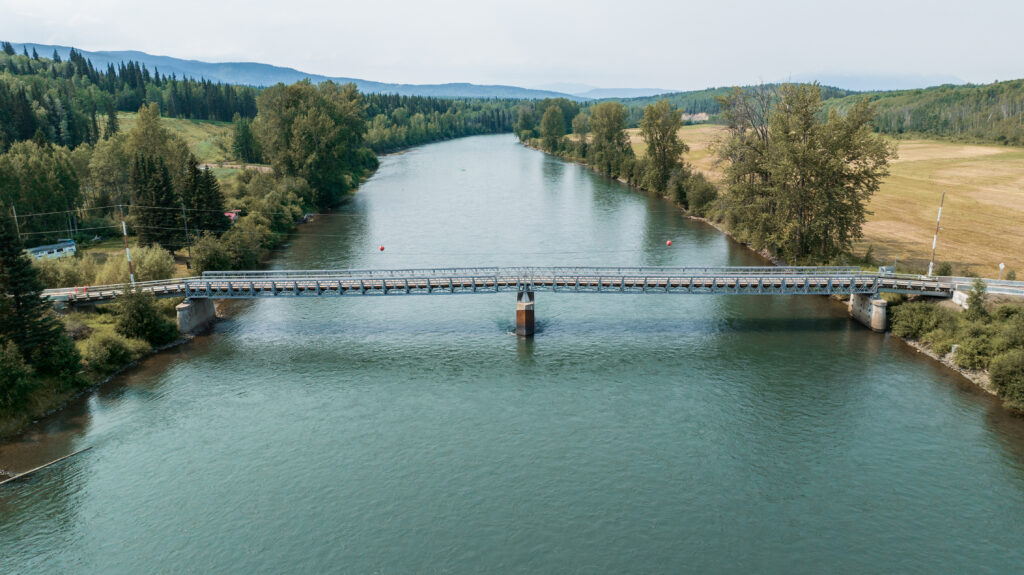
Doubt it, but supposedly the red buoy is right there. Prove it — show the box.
[379,245,385,252]
[666,240,672,246]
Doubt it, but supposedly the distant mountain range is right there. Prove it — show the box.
[11,43,584,100]
[9,42,975,101]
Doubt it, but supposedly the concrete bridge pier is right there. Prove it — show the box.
[516,291,535,336]
[849,294,887,332]
[176,298,216,334]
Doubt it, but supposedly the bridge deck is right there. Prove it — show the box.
[39,266,1015,305]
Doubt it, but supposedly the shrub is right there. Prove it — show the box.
[114,289,179,346]
[934,262,953,276]
[191,233,233,274]
[95,244,176,285]
[890,301,954,340]
[684,173,719,217]
[82,332,133,374]
[33,253,101,288]
[991,350,1024,410]
[922,327,956,356]
[1007,269,1017,281]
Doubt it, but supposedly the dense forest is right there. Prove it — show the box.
[824,80,1024,144]
[0,42,259,151]
[612,80,1024,145]
[361,93,516,152]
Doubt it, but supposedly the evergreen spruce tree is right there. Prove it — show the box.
[0,210,80,379]
[2,42,14,56]
[104,103,119,139]
[179,156,230,239]
[197,168,229,235]
[130,154,183,251]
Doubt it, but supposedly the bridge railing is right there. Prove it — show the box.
[43,277,197,298]
[200,266,864,281]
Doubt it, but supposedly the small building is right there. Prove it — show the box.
[25,240,77,260]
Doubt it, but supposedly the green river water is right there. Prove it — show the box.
[3,134,1024,573]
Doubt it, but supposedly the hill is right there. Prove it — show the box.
[10,43,583,100]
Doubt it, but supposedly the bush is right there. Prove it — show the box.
[191,233,233,274]
[934,261,953,276]
[33,253,101,288]
[95,244,176,285]
[684,173,718,217]
[890,301,955,340]
[1007,269,1017,281]
[991,349,1024,410]
[955,336,992,370]
[114,289,179,346]
[82,332,133,374]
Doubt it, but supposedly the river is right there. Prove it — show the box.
[3,134,1024,573]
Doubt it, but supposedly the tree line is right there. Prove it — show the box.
[0,43,259,151]
[518,84,896,264]
[825,80,1024,145]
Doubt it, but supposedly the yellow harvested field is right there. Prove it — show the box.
[860,140,1024,275]
[630,125,1024,275]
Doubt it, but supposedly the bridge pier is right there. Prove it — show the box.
[849,294,887,332]
[516,291,535,336]
[176,298,216,334]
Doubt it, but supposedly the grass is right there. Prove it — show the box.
[117,112,234,164]
[630,124,1024,275]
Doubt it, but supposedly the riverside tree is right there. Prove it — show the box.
[587,101,632,177]
[639,99,687,193]
[252,80,377,210]
[715,83,896,262]
[540,106,565,152]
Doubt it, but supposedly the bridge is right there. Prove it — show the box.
[43,266,1024,336]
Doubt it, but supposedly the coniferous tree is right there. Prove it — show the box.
[196,168,229,235]
[130,154,182,251]
[0,210,80,378]
[231,113,260,163]
[2,42,14,56]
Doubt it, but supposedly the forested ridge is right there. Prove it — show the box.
[611,80,1024,145]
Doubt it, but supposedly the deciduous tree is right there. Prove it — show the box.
[640,99,687,193]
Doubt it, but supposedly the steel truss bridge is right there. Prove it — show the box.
[44,266,1023,305]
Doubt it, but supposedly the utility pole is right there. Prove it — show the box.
[181,201,192,265]
[10,205,21,242]
[119,203,135,286]
[927,191,946,277]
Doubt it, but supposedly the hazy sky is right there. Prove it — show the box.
[2,0,1021,90]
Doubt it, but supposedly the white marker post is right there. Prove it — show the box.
[999,262,1005,280]
[927,191,946,277]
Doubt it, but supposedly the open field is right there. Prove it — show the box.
[628,125,1024,275]
[117,112,233,164]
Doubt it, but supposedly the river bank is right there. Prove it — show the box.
[0,333,198,439]
[517,137,1018,406]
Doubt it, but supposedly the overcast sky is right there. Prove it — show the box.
[2,0,1021,90]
